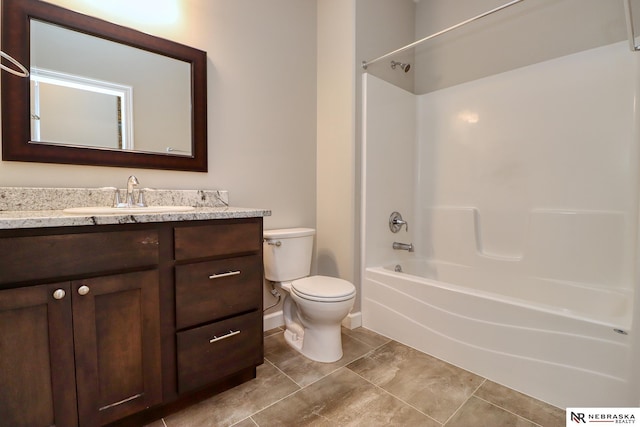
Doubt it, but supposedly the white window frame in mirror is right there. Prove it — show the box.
[30,67,134,150]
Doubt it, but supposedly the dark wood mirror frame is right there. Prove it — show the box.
[1,0,208,172]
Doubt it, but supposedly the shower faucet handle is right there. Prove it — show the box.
[389,211,408,233]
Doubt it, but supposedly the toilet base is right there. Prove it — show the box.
[283,323,344,363]
[278,280,354,364]
[283,329,303,351]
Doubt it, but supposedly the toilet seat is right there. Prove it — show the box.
[291,276,356,302]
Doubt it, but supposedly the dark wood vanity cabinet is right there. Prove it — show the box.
[0,217,264,427]
[0,229,162,427]
[174,221,264,394]
[0,283,78,427]
[73,271,162,426]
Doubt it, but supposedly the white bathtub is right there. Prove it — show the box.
[362,260,633,408]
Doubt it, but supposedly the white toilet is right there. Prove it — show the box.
[263,228,356,363]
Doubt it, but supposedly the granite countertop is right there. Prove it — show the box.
[0,187,271,230]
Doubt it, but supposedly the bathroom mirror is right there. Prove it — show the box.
[1,0,208,171]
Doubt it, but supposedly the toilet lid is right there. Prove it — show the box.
[291,276,356,302]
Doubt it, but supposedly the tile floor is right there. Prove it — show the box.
[149,327,565,427]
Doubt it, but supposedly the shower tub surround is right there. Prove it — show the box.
[362,41,639,408]
[0,186,269,228]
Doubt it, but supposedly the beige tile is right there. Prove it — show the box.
[251,367,440,427]
[348,341,484,423]
[164,361,299,427]
[143,420,166,427]
[264,327,283,338]
[264,330,374,387]
[231,417,258,427]
[475,380,565,427]
[341,327,391,349]
[445,396,537,427]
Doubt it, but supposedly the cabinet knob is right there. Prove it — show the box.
[52,289,66,300]
[78,285,90,296]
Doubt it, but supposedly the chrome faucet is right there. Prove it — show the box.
[392,242,414,252]
[112,175,147,208]
[125,175,139,207]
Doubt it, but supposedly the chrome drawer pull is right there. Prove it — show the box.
[208,270,241,280]
[209,330,241,343]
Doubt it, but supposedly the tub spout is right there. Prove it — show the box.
[392,242,414,252]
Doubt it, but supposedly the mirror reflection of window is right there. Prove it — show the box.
[30,19,192,156]
[30,68,133,150]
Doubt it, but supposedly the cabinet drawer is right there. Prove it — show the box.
[174,220,261,260]
[175,255,262,329]
[177,311,262,394]
[0,230,159,285]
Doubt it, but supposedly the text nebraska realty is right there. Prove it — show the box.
[572,411,636,423]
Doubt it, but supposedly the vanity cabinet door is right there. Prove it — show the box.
[0,283,78,427]
[72,270,162,427]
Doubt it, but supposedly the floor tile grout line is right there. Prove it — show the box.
[346,365,444,426]
[263,332,334,389]
[254,337,399,424]
[241,388,302,426]
[472,394,546,427]
[264,328,392,387]
[342,331,393,351]
[265,341,380,389]
[293,336,396,390]
[366,334,562,425]
[234,415,259,427]
[441,378,487,426]
[237,358,311,423]
[289,361,357,390]
[261,332,463,425]
[261,357,302,390]
[176,329,557,427]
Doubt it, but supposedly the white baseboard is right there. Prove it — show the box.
[342,311,362,330]
[263,310,284,331]
[264,310,362,331]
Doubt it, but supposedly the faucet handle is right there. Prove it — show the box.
[389,212,408,233]
[112,188,124,207]
[136,189,147,207]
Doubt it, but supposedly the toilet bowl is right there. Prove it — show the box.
[263,228,356,363]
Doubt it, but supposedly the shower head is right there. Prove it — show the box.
[391,60,410,73]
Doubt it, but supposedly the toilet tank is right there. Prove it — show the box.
[263,228,315,282]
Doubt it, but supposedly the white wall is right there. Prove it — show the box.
[1,0,317,320]
[316,0,356,296]
[356,0,416,94]
[1,0,317,232]
[413,0,628,94]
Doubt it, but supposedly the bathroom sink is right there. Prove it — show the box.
[63,205,195,215]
